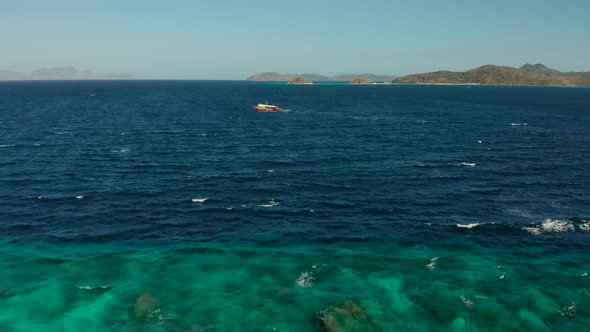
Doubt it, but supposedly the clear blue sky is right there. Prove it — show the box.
[1,0,589,79]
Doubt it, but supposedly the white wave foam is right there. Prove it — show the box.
[37,196,46,200]
[296,271,315,288]
[267,170,275,173]
[459,162,476,167]
[457,223,480,229]
[191,198,208,203]
[460,296,474,308]
[499,272,506,279]
[147,307,176,323]
[425,257,438,270]
[259,199,279,208]
[77,285,109,290]
[580,272,588,277]
[477,140,482,144]
[579,222,590,232]
[523,219,575,235]
[0,144,14,148]
[75,195,84,200]
[511,123,527,126]
[561,302,577,319]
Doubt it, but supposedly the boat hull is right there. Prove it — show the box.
[252,106,281,112]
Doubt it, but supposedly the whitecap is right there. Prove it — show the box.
[416,163,436,168]
[425,257,438,270]
[580,272,587,277]
[296,271,314,288]
[77,285,109,290]
[460,296,474,308]
[457,223,480,229]
[523,218,575,235]
[191,198,208,203]
[258,199,279,208]
[561,303,577,319]
[459,162,476,167]
[37,196,47,200]
[75,195,84,200]
[0,144,14,148]
[147,307,176,323]
[267,170,275,173]
[499,272,506,279]
[477,140,482,144]
[511,123,527,126]
[579,222,590,232]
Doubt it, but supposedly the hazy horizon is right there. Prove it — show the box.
[2,0,589,79]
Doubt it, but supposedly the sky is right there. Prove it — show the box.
[1,0,589,79]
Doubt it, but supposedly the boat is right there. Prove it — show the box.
[252,103,281,112]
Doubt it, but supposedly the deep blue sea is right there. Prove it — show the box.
[1,81,589,331]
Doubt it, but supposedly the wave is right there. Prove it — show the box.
[511,123,528,126]
[191,198,208,203]
[457,223,480,229]
[77,285,109,290]
[0,144,15,148]
[425,257,438,270]
[522,219,576,235]
[75,195,84,200]
[414,163,437,168]
[460,295,475,308]
[459,162,476,167]
[296,271,315,288]
[258,199,279,208]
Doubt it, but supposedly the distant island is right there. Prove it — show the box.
[247,72,396,82]
[393,64,590,86]
[249,64,590,86]
[0,66,134,81]
[350,78,374,84]
[288,77,313,84]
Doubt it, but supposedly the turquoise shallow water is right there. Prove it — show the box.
[1,240,589,331]
[1,81,589,331]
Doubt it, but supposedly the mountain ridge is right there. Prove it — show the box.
[247,72,396,82]
[394,64,590,86]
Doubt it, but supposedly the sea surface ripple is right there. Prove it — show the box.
[0,81,589,331]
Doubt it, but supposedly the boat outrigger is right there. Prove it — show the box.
[252,103,281,112]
